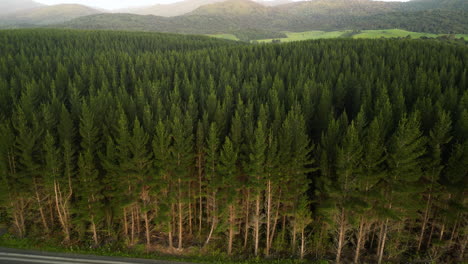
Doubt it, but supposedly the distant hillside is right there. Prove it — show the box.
[121,0,225,17]
[256,0,293,7]
[4,0,467,38]
[0,4,103,27]
[122,0,292,17]
[0,0,43,15]
[406,0,468,11]
[190,0,269,16]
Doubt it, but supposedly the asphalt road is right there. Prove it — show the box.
[0,247,196,264]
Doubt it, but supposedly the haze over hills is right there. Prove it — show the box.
[120,0,226,17]
[0,4,102,26]
[120,0,293,17]
[0,0,44,15]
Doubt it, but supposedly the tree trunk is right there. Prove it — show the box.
[266,180,272,257]
[178,178,183,250]
[336,207,346,264]
[131,206,135,245]
[54,180,70,242]
[292,219,297,253]
[354,217,366,264]
[427,220,435,248]
[204,191,217,247]
[459,233,467,262]
[300,227,305,259]
[449,213,459,245]
[377,218,389,264]
[188,183,193,236]
[243,188,250,249]
[33,178,49,234]
[377,221,384,256]
[418,194,431,252]
[254,194,261,256]
[269,188,282,248]
[12,198,26,238]
[198,153,203,239]
[228,204,235,255]
[144,210,150,247]
[91,216,98,246]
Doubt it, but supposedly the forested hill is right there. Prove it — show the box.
[56,0,468,38]
[1,0,467,39]
[0,29,466,263]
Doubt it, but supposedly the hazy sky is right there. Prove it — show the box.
[35,0,411,10]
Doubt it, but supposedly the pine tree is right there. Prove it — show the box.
[152,119,173,248]
[76,103,103,246]
[248,118,267,256]
[378,112,426,264]
[218,137,239,255]
[204,122,220,247]
[417,108,452,252]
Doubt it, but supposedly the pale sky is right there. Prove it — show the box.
[35,0,411,11]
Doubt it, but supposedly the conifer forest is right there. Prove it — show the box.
[0,29,466,263]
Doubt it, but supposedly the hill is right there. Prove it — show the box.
[3,0,467,38]
[0,4,102,26]
[121,0,292,17]
[406,0,468,11]
[0,0,43,15]
[121,0,225,17]
[189,0,269,16]
[58,0,467,37]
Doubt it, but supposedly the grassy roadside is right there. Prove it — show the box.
[0,233,323,264]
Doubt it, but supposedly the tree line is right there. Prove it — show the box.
[0,29,466,263]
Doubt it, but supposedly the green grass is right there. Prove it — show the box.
[0,233,321,264]
[207,34,239,41]
[352,29,439,38]
[254,29,468,43]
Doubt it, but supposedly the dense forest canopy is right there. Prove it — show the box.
[0,29,467,263]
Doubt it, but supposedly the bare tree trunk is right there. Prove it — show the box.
[292,220,297,253]
[198,155,203,239]
[418,194,431,252]
[459,233,467,262]
[136,206,141,237]
[33,178,49,234]
[131,206,135,245]
[178,178,183,250]
[377,218,389,264]
[336,207,346,264]
[354,217,366,264]
[449,213,459,245]
[204,191,217,247]
[123,207,129,240]
[377,221,384,256]
[269,189,282,248]
[439,220,445,241]
[427,221,435,248]
[254,194,261,256]
[228,204,235,255]
[54,180,70,242]
[144,210,150,247]
[168,204,174,248]
[243,188,250,249]
[12,198,26,238]
[188,183,193,236]
[300,227,305,259]
[266,180,272,257]
[91,216,98,246]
